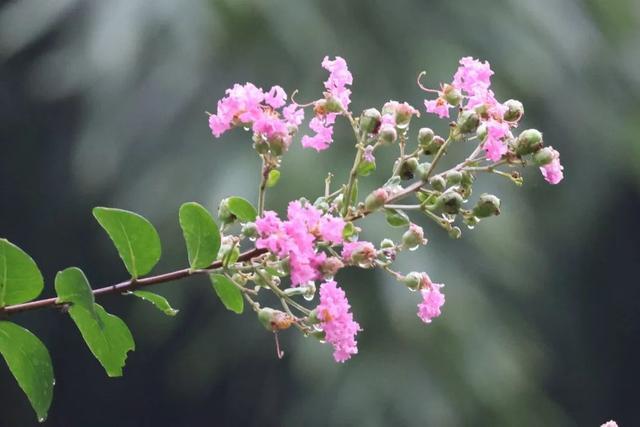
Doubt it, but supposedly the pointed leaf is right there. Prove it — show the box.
[0,239,44,307]
[226,197,257,222]
[55,268,135,377]
[131,291,178,316]
[179,202,221,269]
[385,208,410,227]
[93,207,161,279]
[210,274,244,314]
[0,321,54,422]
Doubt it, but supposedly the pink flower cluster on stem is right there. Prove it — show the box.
[316,279,361,362]
[416,273,445,323]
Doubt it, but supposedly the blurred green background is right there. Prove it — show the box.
[1,0,638,425]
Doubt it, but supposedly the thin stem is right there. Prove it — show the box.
[258,157,269,215]
[342,146,363,217]
[383,204,423,210]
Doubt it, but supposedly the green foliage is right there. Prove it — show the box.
[357,160,376,176]
[226,197,258,222]
[0,239,43,307]
[385,208,410,227]
[210,274,244,314]
[92,207,162,279]
[0,321,53,422]
[266,169,281,188]
[55,267,135,377]
[179,202,221,269]
[131,290,179,316]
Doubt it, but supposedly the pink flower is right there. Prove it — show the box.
[484,119,511,161]
[265,85,287,109]
[600,421,618,427]
[540,147,564,185]
[321,56,353,109]
[424,98,451,119]
[319,216,346,244]
[453,56,494,96]
[466,89,506,119]
[301,115,335,151]
[316,280,361,362]
[417,280,445,324]
[341,241,376,267]
[283,104,304,127]
[363,146,375,163]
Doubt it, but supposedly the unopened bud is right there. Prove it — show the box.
[269,137,286,156]
[399,157,419,180]
[218,198,234,225]
[394,102,418,129]
[365,188,389,211]
[456,109,480,134]
[379,126,397,144]
[448,226,462,239]
[418,127,435,147]
[241,222,258,239]
[422,135,445,156]
[476,123,488,141]
[360,108,382,134]
[429,175,446,192]
[325,96,343,113]
[472,194,501,218]
[436,190,463,214]
[258,308,294,331]
[443,84,463,107]
[320,257,344,278]
[446,171,463,186]
[402,272,423,291]
[533,146,554,166]
[416,162,432,181]
[503,99,524,122]
[380,238,395,249]
[515,129,543,155]
[402,223,428,250]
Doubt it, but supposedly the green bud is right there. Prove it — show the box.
[461,170,474,187]
[456,109,480,134]
[399,157,419,180]
[416,162,432,181]
[360,108,382,133]
[443,84,463,106]
[472,193,501,218]
[429,175,446,192]
[422,135,445,156]
[231,273,248,286]
[241,222,258,239]
[325,96,343,113]
[218,198,234,225]
[379,126,398,144]
[436,190,463,214]
[448,226,462,239]
[515,129,543,155]
[402,224,426,250]
[446,171,463,186]
[503,99,524,122]
[253,137,270,154]
[476,123,488,141]
[418,127,435,147]
[365,188,389,211]
[333,194,344,211]
[533,146,554,166]
[258,308,294,331]
[401,272,423,291]
[269,137,286,156]
[380,238,395,249]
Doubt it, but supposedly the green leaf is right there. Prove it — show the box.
[93,207,162,279]
[350,179,359,205]
[0,239,44,307]
[131,291,178,316]
[226,197,257,222]
[357,160,376,176]
[210,274,244,314]
[0,321,54,422]
[55,268,135,377]
[179,202,221,269]
[266,170,281,188]
[385,208,411,227]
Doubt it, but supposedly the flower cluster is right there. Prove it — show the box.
[316,280,361,362]
[423,57,563,184]
[208,82,304,154]
[207,54,564,364]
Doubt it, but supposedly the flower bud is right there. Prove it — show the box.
[380,238,395,249]
[448,226,462,239]
[253,136,270,154]
[476,123,488,141]
[418,127,435,147]
[379,126,398,144]
[399,157,419,180]
[533,146,554,166]
[325,96,343,113]
[442,84,463,107]
[269,137,287,156]
[429,175,446,192]
[258,308,294,331]
[422,135,445,156]
[360,108,382,134]
[320,256,344,278]
[241,222,258,239]
[446,171,463,186]
[515,129,543,156]
[472,193,501,218]
[218,198,234,225]
[394,102,418,129]
[402,223,428,250]
[436,190,463,214]
[402,272,423,291]
[503,99,524,122]
[364,188,389,211]
[456,109,480,134]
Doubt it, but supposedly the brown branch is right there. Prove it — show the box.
[2,248,267,316]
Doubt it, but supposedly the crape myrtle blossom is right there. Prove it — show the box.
[301,56,353,151]
[539,147,564,185]
[316,280,361,362]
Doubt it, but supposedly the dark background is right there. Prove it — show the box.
[1,0,639,426]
